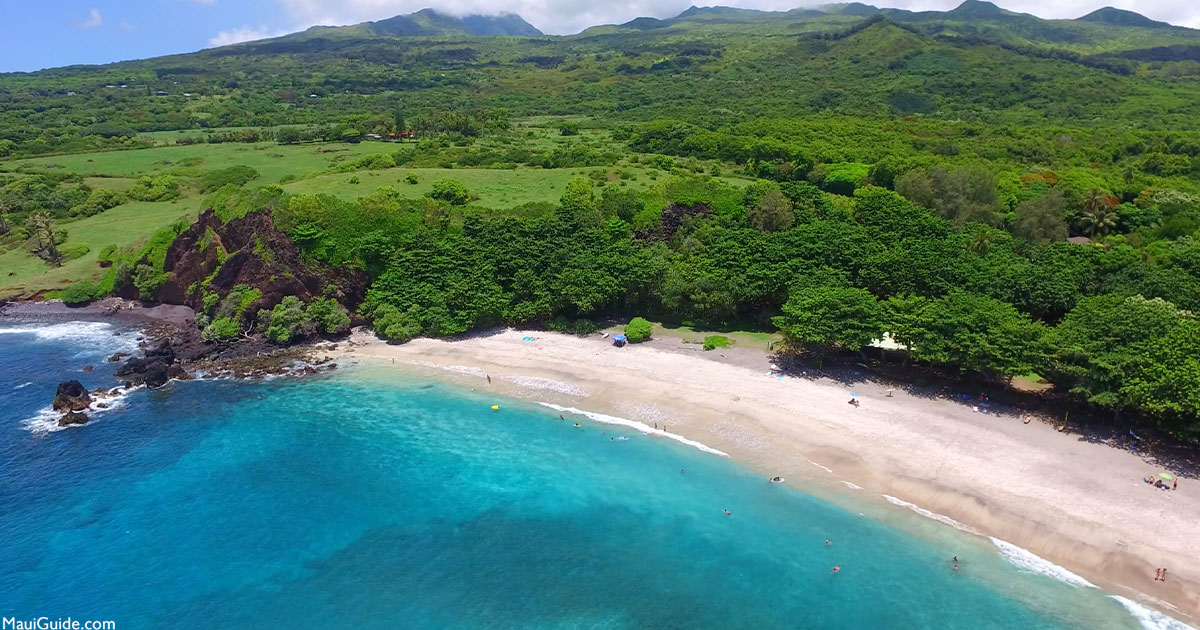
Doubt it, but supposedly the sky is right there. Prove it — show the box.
[2,0,1199,72]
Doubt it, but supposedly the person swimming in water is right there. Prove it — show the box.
[831,565,841,574]
[723,509,731,516]
[824,540,831,546]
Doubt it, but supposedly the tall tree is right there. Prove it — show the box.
[558,177,600,228]
[747,188,795,233]
[1078,189,1118,237]
[772,284,884,363]
[392,102,406,136]
[911,291,1045,380]
[1012,190,1068,245]
[26,211,62,266]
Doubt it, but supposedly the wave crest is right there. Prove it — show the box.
[537,402,729,457]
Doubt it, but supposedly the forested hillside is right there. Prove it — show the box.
[3,3,1200,438]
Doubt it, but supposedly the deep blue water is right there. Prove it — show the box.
[0,321,1166,629]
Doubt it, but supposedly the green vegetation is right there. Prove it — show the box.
[4,3,1200,440]
[625,318,653,343]
[260,295,352,343]
[427,178,470,205]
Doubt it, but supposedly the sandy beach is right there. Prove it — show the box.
[336,327,1200,625]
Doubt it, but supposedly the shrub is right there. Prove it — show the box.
[560,122,581,136]
[131,263,168,301]
[202,317,240,340]
[70,188,125,217]
[60,244,90,261]
[428,178,470,205]
[336,153,395,173]
[60,281,103,305]
[572,319,598,336]
[405,173,419,185]
[373,304,422,342]
[128,175,180,201]
[702,335,732,351]
[264,296,309,343]
[625,317,653,343]
[306,297,351,335]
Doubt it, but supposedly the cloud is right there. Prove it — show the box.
[80,8,102,28]
[208,26,288,46]
[269,0,1200,34]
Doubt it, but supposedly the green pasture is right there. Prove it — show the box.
[2,141,404,184]
[0,199,200,298]
[283,166,698,208]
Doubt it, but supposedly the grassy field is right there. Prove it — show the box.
[1,141,403,184]
[282,166,692,208]
[0,200,200,298]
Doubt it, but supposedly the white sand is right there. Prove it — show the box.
[337,328,1200,624]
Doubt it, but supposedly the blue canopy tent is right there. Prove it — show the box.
[612,334,627,347]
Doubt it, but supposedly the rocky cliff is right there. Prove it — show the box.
[156,209,368,323]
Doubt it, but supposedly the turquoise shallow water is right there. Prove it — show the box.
[0,321,1171,629]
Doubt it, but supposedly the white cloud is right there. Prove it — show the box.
[80,8,102,28]
[207,26,290,47]
[269,0,1200,34]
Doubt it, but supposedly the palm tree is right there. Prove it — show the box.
[26,211,61,266]
[969,229,992,256]
[1079,189,1118,238]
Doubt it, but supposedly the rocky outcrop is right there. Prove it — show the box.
[144,362,169,389]
[156,210,368,325]
[116,340,185,388]
[52,380,92,411]
[57,410,88,424]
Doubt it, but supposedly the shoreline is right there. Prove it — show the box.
[335,327,1200,627]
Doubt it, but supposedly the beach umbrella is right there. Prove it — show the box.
[850,392,860,397]
[1158,472,1175,481]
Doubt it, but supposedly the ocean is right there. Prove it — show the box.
[0,320,1189,629]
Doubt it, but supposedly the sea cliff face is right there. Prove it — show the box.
[156,209,368,327]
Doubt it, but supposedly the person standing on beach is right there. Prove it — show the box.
[1156,568,1163,581]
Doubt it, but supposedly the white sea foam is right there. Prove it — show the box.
[1112,596,1198,630]
[879,496,1197,629]
[14,381,33,390]
[804,458,833,474]
[989,537,1096,588]
[407,360,487,378]
[882,494,984,535]
[537,402,729,457]
[841,481,863,490]
[504,375,588,397]
[21,385,141,433]
[0,321,139,357]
